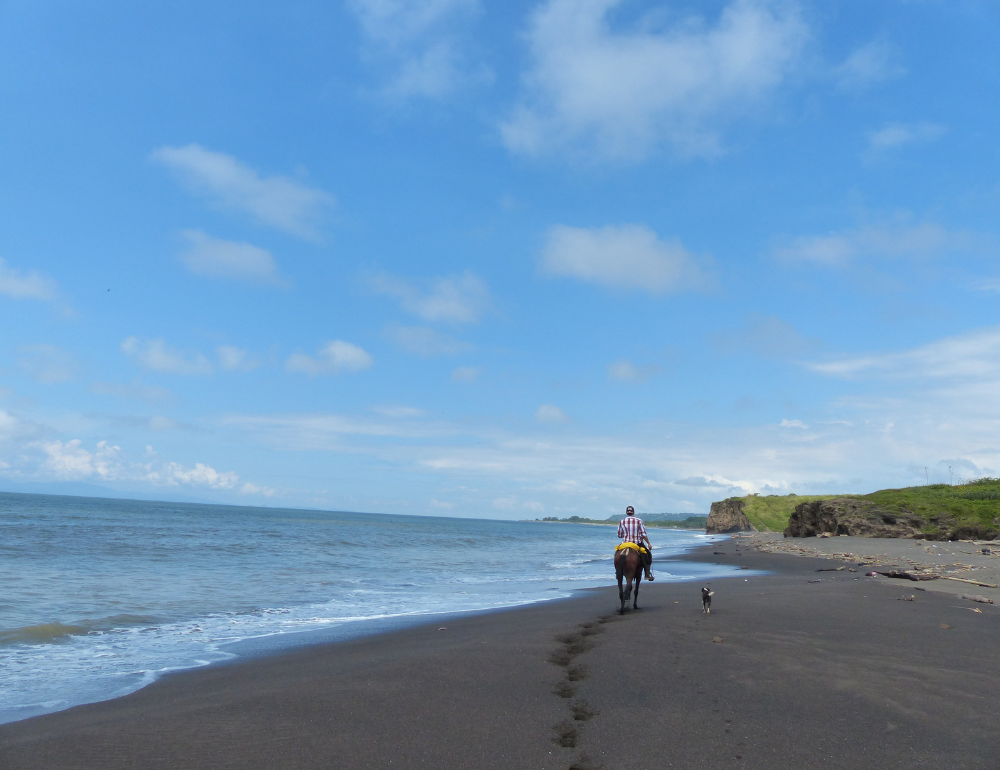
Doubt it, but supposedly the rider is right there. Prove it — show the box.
[618,506,654,581]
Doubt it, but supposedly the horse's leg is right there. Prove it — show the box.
[634,568,641,609]
[615,554,625,614]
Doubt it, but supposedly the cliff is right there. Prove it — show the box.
[710,479,1000,540]
[706,499,756,534]
[784,498,998,540]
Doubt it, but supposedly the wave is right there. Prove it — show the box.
[0,622,91,646]
[0,614,162,648]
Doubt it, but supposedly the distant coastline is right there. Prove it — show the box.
[530,513,708,530]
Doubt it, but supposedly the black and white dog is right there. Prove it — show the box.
[701,586,714,614]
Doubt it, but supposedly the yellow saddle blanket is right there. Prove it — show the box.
[615,542,648,554]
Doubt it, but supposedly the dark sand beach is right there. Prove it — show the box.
[2,542,998,770]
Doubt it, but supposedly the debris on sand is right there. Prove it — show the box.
[961,594,994,605]
[941,576,998,588]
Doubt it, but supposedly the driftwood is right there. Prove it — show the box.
[875,570,940,581]
[961,594,995,605]
[940,576,998,588]
[815,566,846,572]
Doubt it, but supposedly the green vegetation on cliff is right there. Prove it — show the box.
[734,477,1000,533]
[741,494,840,532]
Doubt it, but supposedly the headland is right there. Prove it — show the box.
[708,478,1000,540]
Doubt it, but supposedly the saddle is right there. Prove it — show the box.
[615,542,648,554]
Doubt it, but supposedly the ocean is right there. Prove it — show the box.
[0,492,733,725]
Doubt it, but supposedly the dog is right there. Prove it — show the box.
[701,586,714,614]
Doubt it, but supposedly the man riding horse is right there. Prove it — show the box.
[618,505,654,581]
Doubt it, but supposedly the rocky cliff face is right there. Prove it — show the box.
[706,499,756,534]
[784,498,998,540]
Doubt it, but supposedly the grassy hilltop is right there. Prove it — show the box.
[736,477,1000,533]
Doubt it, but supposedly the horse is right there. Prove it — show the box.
[614,545,643,614]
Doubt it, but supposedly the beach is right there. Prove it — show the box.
[2,540,998,770]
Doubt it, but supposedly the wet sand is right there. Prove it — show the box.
[2,542,998,769]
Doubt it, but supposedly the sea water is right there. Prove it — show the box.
[0,492,732,724]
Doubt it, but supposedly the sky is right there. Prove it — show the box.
[1,0,999,517]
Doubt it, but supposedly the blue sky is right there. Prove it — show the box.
[2,0,999,516]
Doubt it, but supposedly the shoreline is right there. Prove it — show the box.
[0,531,732,727]
[3,540,998,768]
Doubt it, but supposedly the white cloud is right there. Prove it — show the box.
[608,359,656,383]
[536,404,569,423]
[121,337,213,376]
[19,345,78,384]
[217,345,260,372]
[834,40,905,92]
[501,0,809,160]
[975,279,1000,294]
[79,412,193,434]
[37,438,272,494]
[148,416,179,431]
[151,144,335,240]
[672,474,759,494]
[240,482,276,497]
[385,324,471,356]
[89,380,173,402]
[0,257,58,301]
[212,396,1000,515]
[0,410,31,441]
[451,365,482,383]
[285,340,374,375]
[41,440,123,480]
[372,405,425,418]
[714,314,818,358]
[371,270,490,323]
[347,0,482,98]
[809,325,1000,381]
[541,224,711,294]
[779,419,808,429]
[868,122,946,152]
[217,411,460,451]
[178,230,289,287]
[160,461,239,490]
[774,219,979,267]
[491,496,544,513]
[0,428,274,498]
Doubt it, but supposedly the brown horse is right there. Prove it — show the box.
[614,546,643,613]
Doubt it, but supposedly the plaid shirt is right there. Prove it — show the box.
[617,515,648,545]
